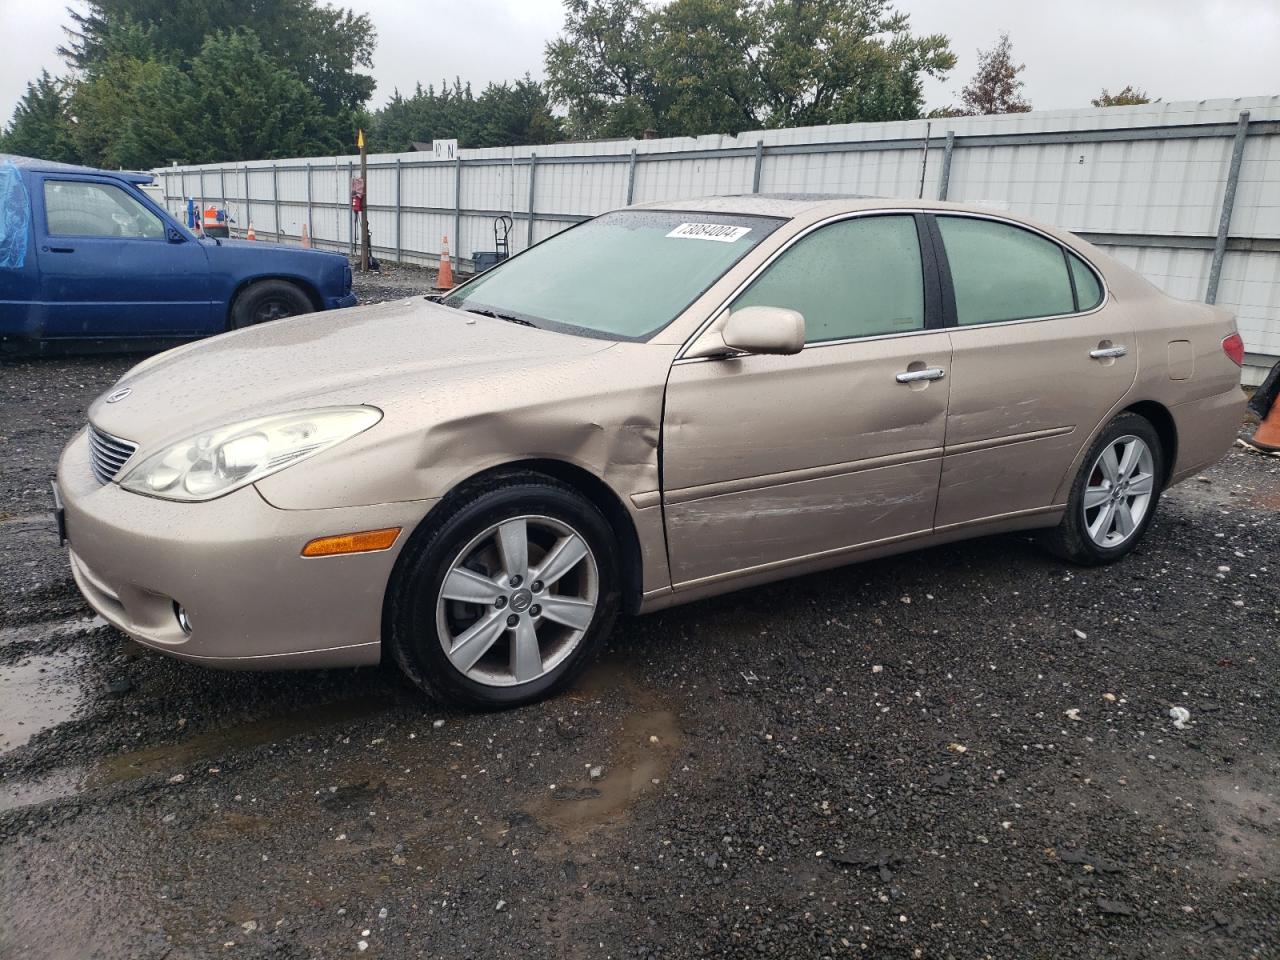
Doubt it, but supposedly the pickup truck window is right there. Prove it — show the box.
[44,180,166,240]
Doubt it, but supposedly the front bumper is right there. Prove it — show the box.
[56,430,430,669]
[329,292,358,310]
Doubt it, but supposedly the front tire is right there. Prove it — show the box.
[1039,412,1165,565]
[386,476,620,709]
[229,280,314,329]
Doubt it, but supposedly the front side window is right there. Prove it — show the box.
[732,215,925,343]
[938,216,1075,325]
[44,180,166,239]
[444,210,781,340]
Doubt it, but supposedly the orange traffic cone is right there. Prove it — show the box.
[1252,398,1280,452]
[300,223,312,249]
[246,222,256,241]
[435,234,454,291]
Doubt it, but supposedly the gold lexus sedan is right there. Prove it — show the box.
[56,196,1246,707]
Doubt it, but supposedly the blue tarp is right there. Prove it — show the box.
[0,160,32,269]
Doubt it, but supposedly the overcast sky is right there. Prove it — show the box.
[2,0,1276,125]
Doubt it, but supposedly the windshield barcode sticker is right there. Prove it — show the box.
[666,222,752,242]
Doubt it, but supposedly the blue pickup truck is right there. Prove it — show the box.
[0,155,356,353]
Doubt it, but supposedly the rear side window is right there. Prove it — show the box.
[732,215,925,343]
[1068,252,1103,311]
[938,217,1075,325]
[44,180,166,239]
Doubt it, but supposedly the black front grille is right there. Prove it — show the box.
[87,423,138,484]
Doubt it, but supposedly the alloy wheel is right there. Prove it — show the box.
[435,515,599,687]
[1082,435,1156,548]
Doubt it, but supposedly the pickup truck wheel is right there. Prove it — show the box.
[230,280,314,329]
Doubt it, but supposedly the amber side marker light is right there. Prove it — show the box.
[301,527,402,558]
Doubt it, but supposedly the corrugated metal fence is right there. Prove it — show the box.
[157,96,1280,382]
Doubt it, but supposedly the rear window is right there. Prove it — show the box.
[938,216,1075,325]
[1068,252,1104,311]
[0,160,31,269]
[444,210,782,340]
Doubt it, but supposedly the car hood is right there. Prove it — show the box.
[88,297,616,448]
[199,237,348,272]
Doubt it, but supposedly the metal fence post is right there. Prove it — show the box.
[453,155,462,261]
[395,158,403,263]
[198,169,206,210]
[916,121,932,199]
[348,161,355,257]
[271,162,281,242]
[937,131,956,201]
[752,139,764,193]
[219,167,227,213]
[527,153,537,248]
[1206,110,1250,305]
[626,148,637,205]
[243,166,251,235]
[305,162,312,242]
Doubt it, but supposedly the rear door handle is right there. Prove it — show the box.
[1090,345,1127,359]
[46,246,75,253]
[895,367,946,383]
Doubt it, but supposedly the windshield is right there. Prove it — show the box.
[443,210,782,340]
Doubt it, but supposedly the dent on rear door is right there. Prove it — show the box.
[936,305,1138,529]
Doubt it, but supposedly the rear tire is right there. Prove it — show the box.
[385,476,621,709]
[1039,412,1165,565]
[229,280,314,329]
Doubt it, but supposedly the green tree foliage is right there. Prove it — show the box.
[1092,86,1152,108]
[61,0,376,117]
[544,0,955,138]
[186,30,338,161]
[369,77,564,152]
[0,72,78,163]
[544,0,658,138]
[2,0,374,167]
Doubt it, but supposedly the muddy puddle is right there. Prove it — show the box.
[526,656,684,835]
[93,695,391,786]
[534,706,682,832]
[0,648,90,753]
[0,694,393,813]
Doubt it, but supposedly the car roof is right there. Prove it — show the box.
[632,193,875,218]
[628,193,1097,249]
[631,193,1038,220]
[0,153,155,185]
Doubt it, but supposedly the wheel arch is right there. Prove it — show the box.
[225,275,323,329]
[400,458,645,616]
[1123,399,1178,482]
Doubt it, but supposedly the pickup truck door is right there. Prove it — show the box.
[35,175,212,339]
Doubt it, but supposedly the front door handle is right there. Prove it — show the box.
[895,366,946,384]
[1090,345,1127,359]
[46,245,76,253]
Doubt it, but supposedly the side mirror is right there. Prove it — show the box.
[720,305,805,355]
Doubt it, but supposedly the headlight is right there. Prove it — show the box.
[119,406,381,502]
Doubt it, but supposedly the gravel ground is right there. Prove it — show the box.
[0,307,1277,958]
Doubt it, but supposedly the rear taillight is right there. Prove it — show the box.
[1222,333,1245,366]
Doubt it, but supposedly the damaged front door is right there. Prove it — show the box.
[661,213,951,588]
